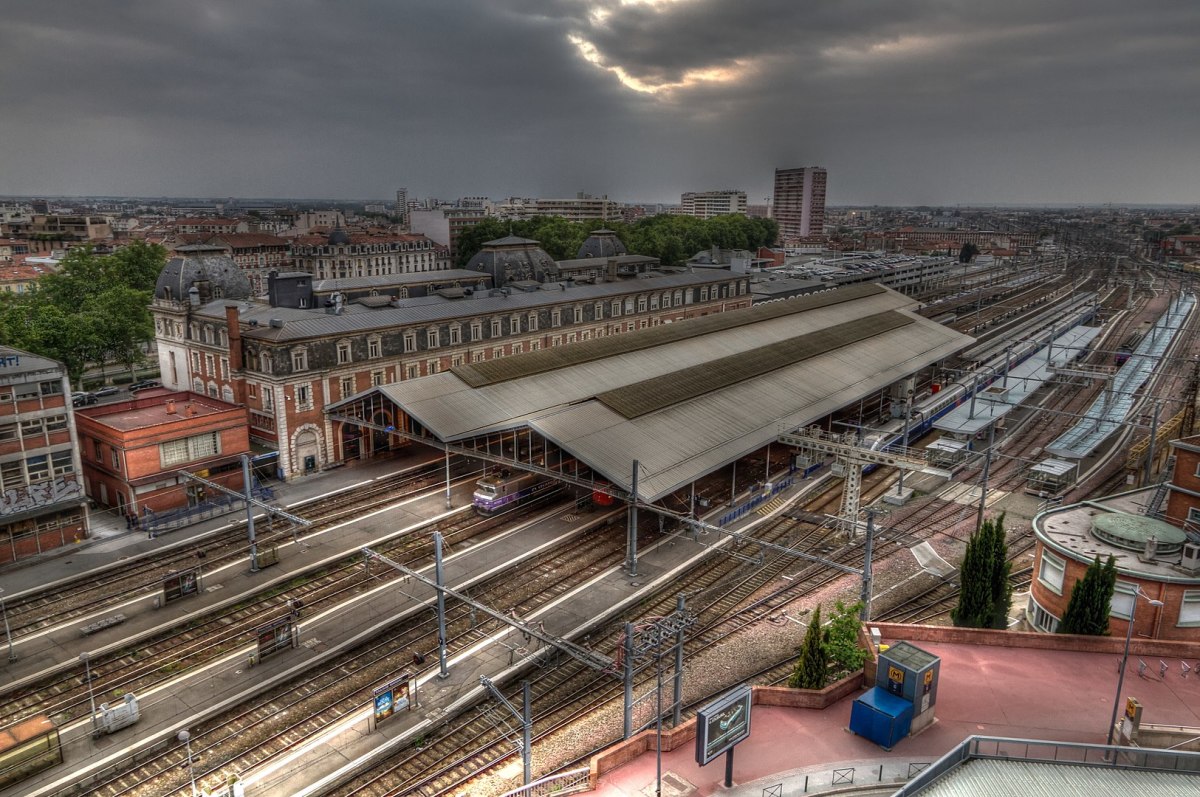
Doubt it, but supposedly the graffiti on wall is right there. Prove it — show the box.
[0,475,82,516]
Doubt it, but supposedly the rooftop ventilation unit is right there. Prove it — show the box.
[1177,542,1200,575]
[269,318,284,329]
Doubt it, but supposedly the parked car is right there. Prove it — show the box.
[92,385,120,398]
[129,379,161,392]
[72,392,97,407]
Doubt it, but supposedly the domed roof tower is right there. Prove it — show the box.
[466,235,557,288]
[577,228,627,259]
[155,244,252,303]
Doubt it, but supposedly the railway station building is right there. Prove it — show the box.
[326,283,974,559]
[151,240,752,480]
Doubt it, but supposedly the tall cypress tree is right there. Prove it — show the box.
[953,522,994,627]
[1059,555,1118,635]
[987,514,1012,629]
[789,605,827,689]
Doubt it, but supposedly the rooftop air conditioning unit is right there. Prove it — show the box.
[1177,542,1200,575]
[269,318,284,329]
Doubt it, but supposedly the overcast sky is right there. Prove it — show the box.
[1,1,1197,206]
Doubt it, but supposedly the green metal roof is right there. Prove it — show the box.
[1092,511,1187,553]
[595,310,913,419]
[450,282,886,388]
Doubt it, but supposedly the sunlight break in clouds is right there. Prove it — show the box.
[567,33,748,95]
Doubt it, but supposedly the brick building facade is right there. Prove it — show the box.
[75,391,251,518]
[150,245,752,480]
[0,347,88,564]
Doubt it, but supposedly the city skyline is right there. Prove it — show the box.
[1,1,1197,206]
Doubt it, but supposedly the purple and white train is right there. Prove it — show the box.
[472,470,557,515]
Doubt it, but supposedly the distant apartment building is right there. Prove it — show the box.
[0,347,88,563]
[680,190,747,219]
[495,194,621,223]
[172,217,248,235]
[2,214,114,253]
[393,188,408,229]
[773,167,827,240]
[292,211,347,232]
[206,233,291,294]
[409,207,489,260]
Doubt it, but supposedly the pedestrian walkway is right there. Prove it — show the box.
[590,634,1200,797]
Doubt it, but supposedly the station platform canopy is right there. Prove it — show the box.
[1048,293,1195,459]
[933,324,1102,437]
[328,283,974,503]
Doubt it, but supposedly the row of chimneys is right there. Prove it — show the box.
[164,399,199,417]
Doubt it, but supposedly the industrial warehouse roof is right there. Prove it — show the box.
[331,284,974,502]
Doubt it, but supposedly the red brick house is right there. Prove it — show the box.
[75,391,251,520]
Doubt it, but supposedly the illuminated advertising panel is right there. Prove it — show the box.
[372,677,412,724]
[695,684,752,766]
[255,617,294,661]
[162,568,201,604]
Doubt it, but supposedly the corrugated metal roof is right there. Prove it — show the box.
[908,758,1200,797]
[333,284,975,501]
[452,282,887,388]
[596,311,912,419]
[534,318,968,500]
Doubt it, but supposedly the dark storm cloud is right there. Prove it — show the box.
[0,0,1197,204]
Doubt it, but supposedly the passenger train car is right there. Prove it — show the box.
[472,470,557,515]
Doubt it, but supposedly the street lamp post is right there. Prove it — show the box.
[178,730,199,797]
[1106,588,1164,750]
[79,652,98,736]
[0,587,14,662]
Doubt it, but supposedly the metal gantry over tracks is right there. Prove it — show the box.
[778,426,951,535]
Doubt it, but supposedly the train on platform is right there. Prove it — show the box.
[472,469,558,515]
[860,310,1099,456]
[1114,322,1151,365]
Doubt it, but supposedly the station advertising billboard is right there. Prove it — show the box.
[695,684,753,766]
[255,617,294,661]
[372,676,412,724]
[162,568,201,604]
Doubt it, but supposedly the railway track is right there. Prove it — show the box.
[2,458,474,641]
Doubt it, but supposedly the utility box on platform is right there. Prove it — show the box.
[878,641,940,734]
[849,686,913,751]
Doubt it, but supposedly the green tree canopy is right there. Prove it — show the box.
[454,213,778,269]
[0,242,165,386]
[824,600,869,675]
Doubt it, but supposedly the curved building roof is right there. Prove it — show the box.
[1093,512,1187,554]
[155,247,252,301]
[577,229,627,259]
[466,236,557,288]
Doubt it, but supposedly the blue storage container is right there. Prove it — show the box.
[849,686,913,750]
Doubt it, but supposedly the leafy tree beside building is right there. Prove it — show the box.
[1058,555,1118,635]
[0,242,165,387]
